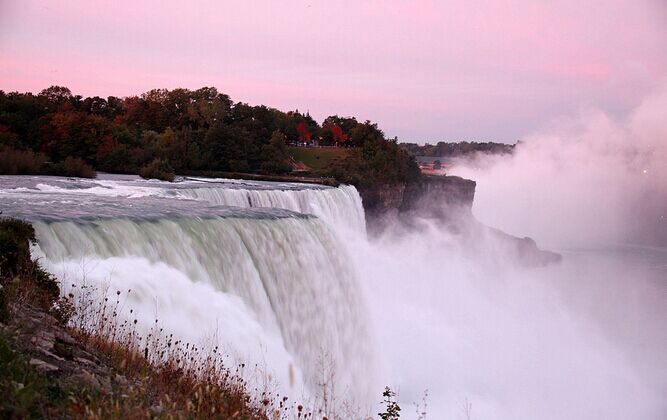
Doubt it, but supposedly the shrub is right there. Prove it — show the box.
[45,157,96,178]
[379,387,401,420]
[0,146,96,178]
[0,218,38,323]
[139,158,176,182]
[0,145,47,175]
[0,218,36,277]
[0,218,62,318]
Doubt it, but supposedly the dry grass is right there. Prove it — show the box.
[63,284,272,419]
[63,281,375,419]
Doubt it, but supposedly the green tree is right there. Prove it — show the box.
[203,122,255,172]
[38,86,73,112]
[260,131,292,174]
[350,120,384,147]
[155,128,187,170]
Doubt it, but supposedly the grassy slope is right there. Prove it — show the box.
[288,147,350,171]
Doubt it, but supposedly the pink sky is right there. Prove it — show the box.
[1,0,666,142]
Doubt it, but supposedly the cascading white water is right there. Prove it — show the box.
[174,184,366,236]
[1,175,377,408]
[32,216,377,404]
[17,176,366,237]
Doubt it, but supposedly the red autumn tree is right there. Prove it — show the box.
[322,122,348,146]
[296,121,311,143]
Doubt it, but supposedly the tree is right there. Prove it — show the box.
[322,115,358,141]
[320,122,348,146]
[38,86,73,112]
[155,128,187,170]
[80,96,109,116]
[187,87,232,129]
[284,111,320,143]
[0,124,19,148]
[39,111,112,164]
[323,120,420,188]
[295,121,311,143]
[0,86,424,185]
[203,122,255,172]
[260,131,292,174]
[349,120,384,148]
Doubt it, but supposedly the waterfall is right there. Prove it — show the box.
[31,215,377,403]
[174,184,366,236]
[0,175,376,406]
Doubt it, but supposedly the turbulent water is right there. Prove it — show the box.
[175,179,366,236]
[1,173,665,419]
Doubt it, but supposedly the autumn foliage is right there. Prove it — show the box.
[295,121,312,143]
[0,86,419,187]
[322,122,349,145]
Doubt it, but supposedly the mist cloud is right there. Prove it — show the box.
[454,86,667,247]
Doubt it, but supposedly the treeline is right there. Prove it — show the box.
[400,141,515,158]
[0,86,419,186]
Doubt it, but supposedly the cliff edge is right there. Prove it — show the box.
[358,175,561,267]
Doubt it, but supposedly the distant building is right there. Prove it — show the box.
[415,156,451,175]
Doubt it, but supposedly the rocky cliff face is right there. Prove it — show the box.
[358,174,560,267]
[399,176,476,219]
[359,175,476,230]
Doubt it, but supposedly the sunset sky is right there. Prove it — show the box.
[1,0,666,143]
